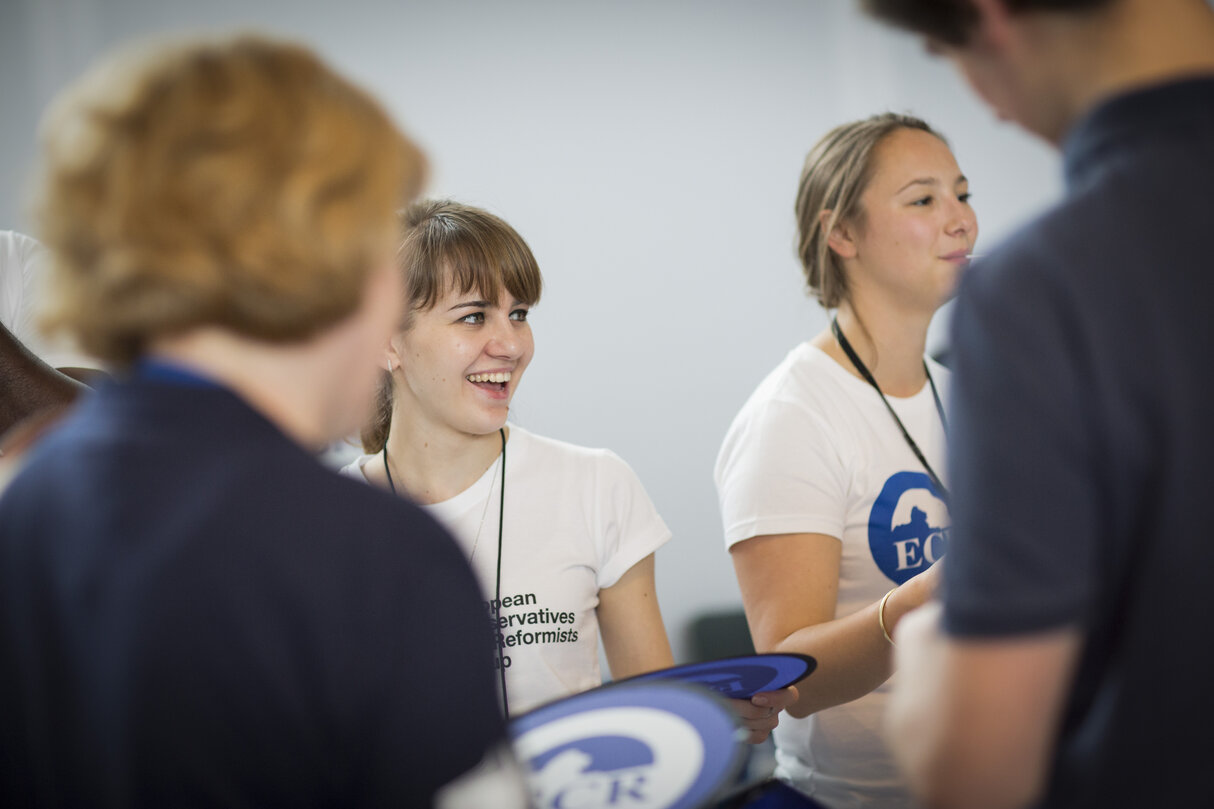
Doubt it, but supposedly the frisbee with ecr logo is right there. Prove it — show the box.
[511,681,746,809]
[619,653,816,700]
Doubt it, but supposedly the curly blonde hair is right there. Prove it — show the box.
[33,33,426,365]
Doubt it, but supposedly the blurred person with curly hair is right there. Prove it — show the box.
[0,33,529,808]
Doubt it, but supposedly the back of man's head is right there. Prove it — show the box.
[861,0,1116,46]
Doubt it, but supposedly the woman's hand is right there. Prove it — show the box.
[883,557,944,639]
[730,685,799,744]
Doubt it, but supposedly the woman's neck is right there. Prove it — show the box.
[813,300,933,397]
[376,416,506,505]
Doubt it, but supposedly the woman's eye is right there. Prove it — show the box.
[510,308,529,322]
[958,192,973,204]
[458,312,485,325]
[911,196,933,207]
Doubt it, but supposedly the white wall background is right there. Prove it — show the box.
[0,0,1062,664]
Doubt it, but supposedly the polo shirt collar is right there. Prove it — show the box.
[1061,75,1214,190]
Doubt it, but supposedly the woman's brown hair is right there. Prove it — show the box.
[361,200,544,453]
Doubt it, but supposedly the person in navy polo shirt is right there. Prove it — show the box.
[860,1,1214,807]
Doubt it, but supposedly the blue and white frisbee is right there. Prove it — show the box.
[621,653,816,700]
[511,681,746,809]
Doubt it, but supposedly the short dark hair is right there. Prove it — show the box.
[861,0,1116,46]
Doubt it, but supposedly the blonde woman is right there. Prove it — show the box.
[716,113,976,808]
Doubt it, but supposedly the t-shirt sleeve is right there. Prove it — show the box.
[337,455,373,482]
[593,450,673,590]
[943,251,1100,638]
[715,396,848,548]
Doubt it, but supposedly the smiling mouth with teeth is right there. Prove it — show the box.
[467,372,512,388]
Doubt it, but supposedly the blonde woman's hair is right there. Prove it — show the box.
[361,200,544,454]
[795,112,943,309]
[34,33,427,365]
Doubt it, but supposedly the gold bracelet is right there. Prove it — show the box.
[878,587,897,645]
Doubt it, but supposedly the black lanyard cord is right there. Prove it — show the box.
[494,427,508,719]
[831,317,950,504]
[384,428,510,718]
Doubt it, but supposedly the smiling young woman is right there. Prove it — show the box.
[715,113,977,808]
[342,199,796,737]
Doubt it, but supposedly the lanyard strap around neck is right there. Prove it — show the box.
[831,317,950,504]
[383,427,511,717]
[493,427,509,719]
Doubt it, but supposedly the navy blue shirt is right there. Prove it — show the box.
[944,77,1214,808]
[0,375,507,807]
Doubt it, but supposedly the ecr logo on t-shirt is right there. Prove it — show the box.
[868,471,949,584]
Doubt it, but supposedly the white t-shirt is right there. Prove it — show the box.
[715,343,949,809]
[342,425,672,715]
[0,230,99,370]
